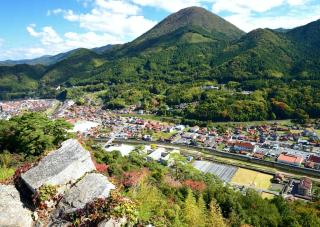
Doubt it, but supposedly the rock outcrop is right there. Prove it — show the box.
[21,139,96,193]
[1,139,118,226]
[58,173,115,213]
[98,218,127,227]
[0,185,33,227]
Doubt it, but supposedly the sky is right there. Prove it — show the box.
[0,0,319,60]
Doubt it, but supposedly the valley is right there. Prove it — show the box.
[1,5,320,227]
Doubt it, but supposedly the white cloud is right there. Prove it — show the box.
[0,25,123,60]
[2,0,319,60]
[287,0,306,6]
[47,8,63,16]
[61,8,156,38]
[132,0,203,13]
[27,25,64,45]
[225,7,320,32]
[57,1,157,39]
[210,0,319,32]
[64,31,122,48]
[96,0,140,14]
[1,48,47,60]
[212,0,285,14]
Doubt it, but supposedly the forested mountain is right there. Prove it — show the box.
[0,45,115,66]
[1,6,320,122]
[109,6,244,56]
[0,49,80,66]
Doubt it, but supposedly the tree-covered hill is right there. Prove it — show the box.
[40,48,106,86]
[0,7,320,121]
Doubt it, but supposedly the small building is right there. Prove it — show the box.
[272,173,285,184]
[277,153,304,166]
[305,155,320,170]
[175,125,185,131]
[143,135,152,141]
[232,142,256,153]
[189,126,200,133]
[298,177,312,196]
[253,152,265,159]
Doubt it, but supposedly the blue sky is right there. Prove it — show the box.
[0,0,319,60]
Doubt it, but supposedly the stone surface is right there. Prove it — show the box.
[21,139,96,192]
[98,218,127,227]
[58,173,115,213]
[0,185,33,227]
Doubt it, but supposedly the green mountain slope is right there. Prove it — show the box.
[216,29,298,80]
[0,6,320,122]
[136,6,244,43]
[108,6,245,57]
[40,48,106,85]
[0,64,45,92]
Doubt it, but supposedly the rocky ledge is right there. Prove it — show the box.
[21,139,96,193]
[0,139,116,227]
[0,185,34,227]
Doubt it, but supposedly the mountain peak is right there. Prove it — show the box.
[134,6,245,44]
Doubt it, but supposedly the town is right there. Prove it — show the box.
[1,99,320,201]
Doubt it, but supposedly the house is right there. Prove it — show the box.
[232,142,256,153]
[298,177,312,196]
[143,135,152,141]
[189,126,200,133]
[277,153,304,166]
[147,148,166,161]
[175,125,185,131]
[305,155,320,170]
[201,85,219,90]
[272,173,285,183]
[253,152,265,159]
[182,133,197,140]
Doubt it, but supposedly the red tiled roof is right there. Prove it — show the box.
[234,142,254,149]
[277,154,304,164]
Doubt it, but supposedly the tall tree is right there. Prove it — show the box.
[183,189,205,226]
[208,199,226,227]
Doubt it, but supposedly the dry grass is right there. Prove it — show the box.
[231,168,272,190]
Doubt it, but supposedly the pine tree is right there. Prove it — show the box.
[208,199,226,227]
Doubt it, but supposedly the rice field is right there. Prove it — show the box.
[231,168,272,190]
[192,160,238,182]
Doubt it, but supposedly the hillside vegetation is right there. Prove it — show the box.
[0,113,319,226]
[0,7,320,123]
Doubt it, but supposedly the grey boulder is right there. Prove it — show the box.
[58,173,115,213]
[98,218,127,227]
[0,185,33,227]
[21,139,96,193]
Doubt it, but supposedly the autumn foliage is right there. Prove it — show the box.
[122,168,148,187]
[183,179,206,191]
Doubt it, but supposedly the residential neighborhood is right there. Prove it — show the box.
[1,99,319,201]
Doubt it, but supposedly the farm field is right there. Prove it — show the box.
[231,168,273,190]
[193,160,238,182]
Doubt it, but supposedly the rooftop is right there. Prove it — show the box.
[277,153,304,164]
